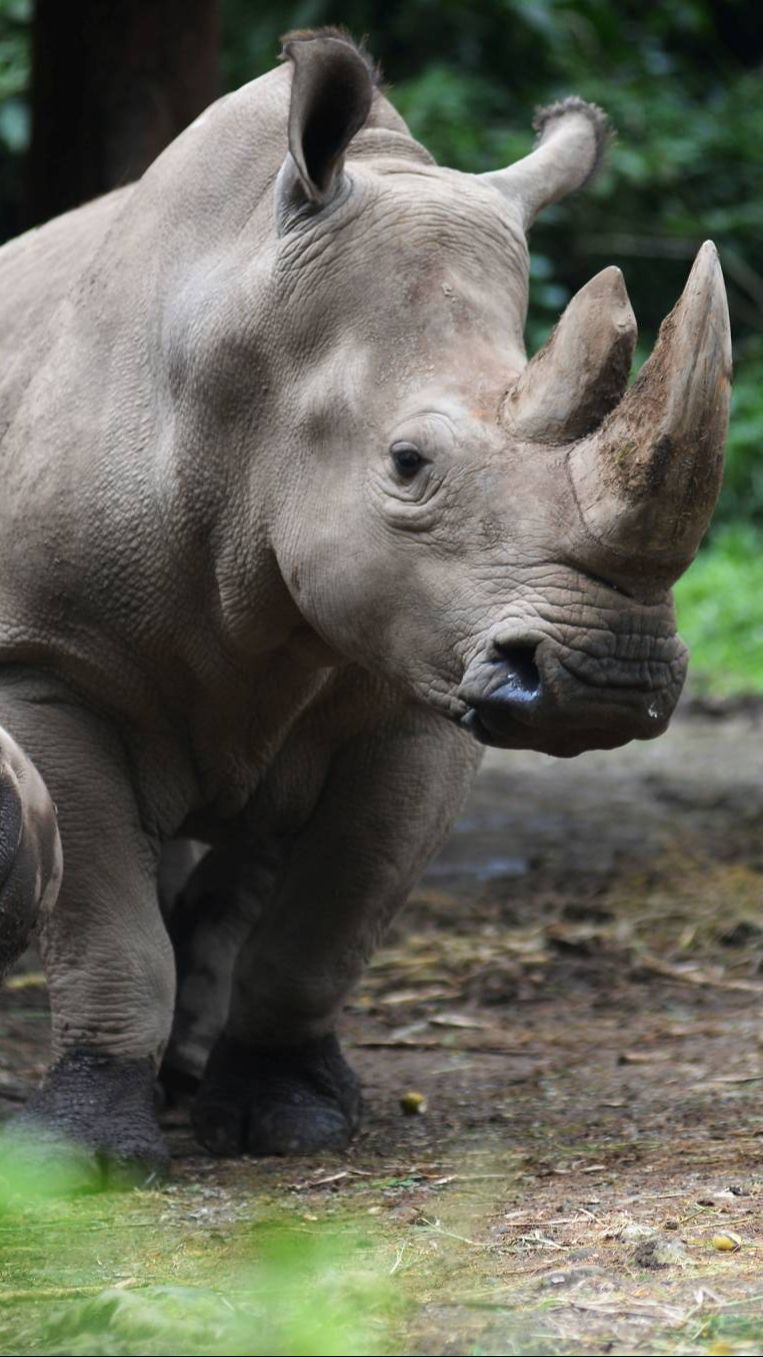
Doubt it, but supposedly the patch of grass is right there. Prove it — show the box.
[0,1132,402,1357]
[675,526,763,696]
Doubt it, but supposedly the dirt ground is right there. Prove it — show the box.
[1,700,762,1356]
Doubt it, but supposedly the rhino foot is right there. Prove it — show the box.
[14,1050,169,1190]
[192,1033,362,1157]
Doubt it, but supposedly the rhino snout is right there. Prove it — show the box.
[459,631,686,757]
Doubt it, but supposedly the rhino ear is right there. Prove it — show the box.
[277,30,375,222]
[481,98,610,230]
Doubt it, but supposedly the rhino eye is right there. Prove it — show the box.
[391,442,426,479]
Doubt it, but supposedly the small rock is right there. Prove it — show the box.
[633,1236,688,1269]
[538,1265,607,1291]
[619,1222,658,1243]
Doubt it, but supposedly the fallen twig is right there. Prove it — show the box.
[354,1038,534,1055]
[639,954,763,994]
[290,1168,373,1191]
[0,1279,144,1304]
[416,1216,505,1250]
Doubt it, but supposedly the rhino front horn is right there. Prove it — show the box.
[505,266,637,443]
[567,241,732,579]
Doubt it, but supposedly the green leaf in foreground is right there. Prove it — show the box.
[0,1130,401,1356]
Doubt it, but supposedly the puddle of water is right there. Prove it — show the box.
[425,856,529,882]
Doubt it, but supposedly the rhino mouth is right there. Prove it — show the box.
[457,634,684,758]
[459,704,669,759]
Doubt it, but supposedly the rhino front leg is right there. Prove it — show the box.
[193,710,480,1157]
[1,686,175,1185]
[0,724,62,977]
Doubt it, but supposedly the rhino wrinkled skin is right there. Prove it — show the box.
[0,31,730,1180]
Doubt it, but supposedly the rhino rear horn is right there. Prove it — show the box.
[505,267,637,442]
[482,98,609,229]
[568,242,732,577]
[279,30,374,214]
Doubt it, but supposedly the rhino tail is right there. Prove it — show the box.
[0,728,62,979]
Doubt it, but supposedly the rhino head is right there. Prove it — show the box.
[174,32,731,759]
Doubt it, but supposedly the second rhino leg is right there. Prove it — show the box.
[0,723,62,978]
[193,711,480,1156]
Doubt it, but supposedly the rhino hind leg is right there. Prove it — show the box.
[193,1032,361,1157]
[160,841,361,1155]
[159,842,279,1105]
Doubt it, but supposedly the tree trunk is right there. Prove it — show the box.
[29,0,219,225]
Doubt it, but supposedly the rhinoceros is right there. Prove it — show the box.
[0,29,731,1182]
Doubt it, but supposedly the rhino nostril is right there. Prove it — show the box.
[460,641,544,745]
[492,642,542,702]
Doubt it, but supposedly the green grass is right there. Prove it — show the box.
[675,525,763,697]
[0,1132,402,1357]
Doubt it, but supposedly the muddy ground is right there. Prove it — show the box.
[0,701,762,1356]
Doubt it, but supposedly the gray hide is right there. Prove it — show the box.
[0,30,730,1180]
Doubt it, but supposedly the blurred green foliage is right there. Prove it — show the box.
[0,1130,400,1356]
[0,0,30,237]
[674,525,763,695]
[0,0,761,684]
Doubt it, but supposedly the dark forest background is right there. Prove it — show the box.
[0,0,761,689]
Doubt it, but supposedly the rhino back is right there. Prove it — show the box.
[0,188,131,371]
